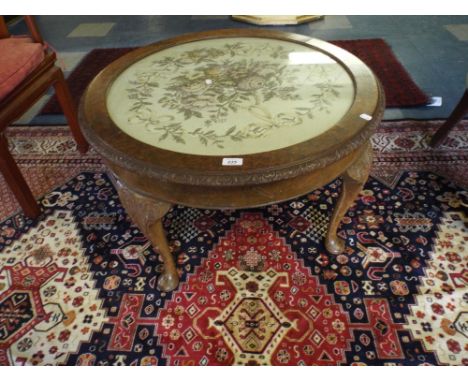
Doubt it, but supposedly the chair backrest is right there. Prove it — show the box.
[0,16,44,44]
[0,17,9,38]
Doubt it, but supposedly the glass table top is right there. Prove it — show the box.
[107,37,355,156]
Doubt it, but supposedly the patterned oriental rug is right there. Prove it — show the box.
[40,39,429,115]
[0,120,467,366]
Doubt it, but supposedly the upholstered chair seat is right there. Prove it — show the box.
[0,37,45,101]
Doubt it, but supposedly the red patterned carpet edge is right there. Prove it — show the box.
[0,126,104,220]
[40,39,429,115]
[1,120,467,222]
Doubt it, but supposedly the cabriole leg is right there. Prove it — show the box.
[325,142,373,255]
[113,178,178,292]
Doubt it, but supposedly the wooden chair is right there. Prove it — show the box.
[0,16,88,218]
[430,74,468,147]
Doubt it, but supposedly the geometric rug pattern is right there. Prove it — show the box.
[0,121,467,365]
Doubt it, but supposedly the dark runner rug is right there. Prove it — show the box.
[40,39,429,115]
[0,120,466,365]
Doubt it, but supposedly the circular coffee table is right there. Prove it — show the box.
[79,29,385,292]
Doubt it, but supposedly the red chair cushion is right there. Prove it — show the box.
[0,36,45,102]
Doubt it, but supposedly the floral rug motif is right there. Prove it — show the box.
[0,120,467,365]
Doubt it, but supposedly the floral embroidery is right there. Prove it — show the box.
[124,41,344,148]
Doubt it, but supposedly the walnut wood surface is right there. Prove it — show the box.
[113,177,178,292]
[79,29,385,292]
[79,28,384,187]
[325,142,373,254]
[105,143,368,210]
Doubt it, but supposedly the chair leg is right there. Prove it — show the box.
[0,133,41,219]
[430,89,468,148]
[53,69,89,153]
